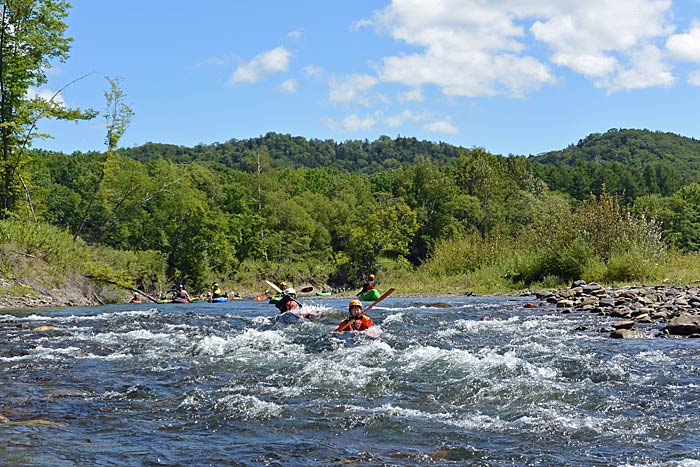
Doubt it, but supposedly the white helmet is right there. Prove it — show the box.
[285,287,296,295]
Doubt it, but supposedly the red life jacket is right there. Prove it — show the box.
[335,315,374,332]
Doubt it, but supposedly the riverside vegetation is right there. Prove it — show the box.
[3,3,700,307]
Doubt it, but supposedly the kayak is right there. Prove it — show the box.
[210,296,227,303]
[269,295,282,304]
[275,309,319,325]
[315,291,332,296]
[358,289,381,301]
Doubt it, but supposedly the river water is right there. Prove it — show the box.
[1,295,700,466]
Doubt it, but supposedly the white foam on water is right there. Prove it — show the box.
[368,403,506,431]
[250,315,273,326]
[92,329,183,346]
[2,309,160,323]
[635,350,674,365]
[514,404,606,434]
[191,328,305,368]
[380,312,405,326]
[619,460,700,467]
[215,393,283,419]
[297,356,387,389]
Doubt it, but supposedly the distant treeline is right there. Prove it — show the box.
[21,128,700,292]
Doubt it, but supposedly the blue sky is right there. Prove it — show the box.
[36,0,700,156]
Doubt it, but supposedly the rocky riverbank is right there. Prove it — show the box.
[527,281,700,338]
[0,275,122,309]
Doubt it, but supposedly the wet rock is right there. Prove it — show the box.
[612,320,635,330]
[665,313,700,336]
[610,328,644,339]
[424,302,452,308]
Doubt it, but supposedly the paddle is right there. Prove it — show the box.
[265,280,282,294]
[267,280,303,308]
[334,287,395,332]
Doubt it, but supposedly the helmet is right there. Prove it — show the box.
[369,274,375,281]
[349,299,363,309]
[214,283,219,287]
[280,281,288,288]
[285,287,296,295]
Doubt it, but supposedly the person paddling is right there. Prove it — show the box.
[357,274,375,296]
[334,299,374,332]
[275,287,301,313]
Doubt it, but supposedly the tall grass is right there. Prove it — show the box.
[401,192,670,293]
[0,220,168,294]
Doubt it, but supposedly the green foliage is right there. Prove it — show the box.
[0,0,96,216]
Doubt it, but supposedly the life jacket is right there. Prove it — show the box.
[276,295,299,312]
[362,281,375,292]
[336,315,374,332]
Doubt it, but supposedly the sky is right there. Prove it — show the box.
[35,0,700,156]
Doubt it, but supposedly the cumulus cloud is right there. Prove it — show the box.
[304,65,325,78]
[323,112,381,132]
[229,47,291,85]
[689,70,700,86]
[27,88,65,105]
[424,118,458,134]
[603,44,675,92]
[398,88,424,103]
[280,79,298,93]
[386,109,429,127]
[362,0,677,95]
[667,20,700,62]
[329,73,378,105]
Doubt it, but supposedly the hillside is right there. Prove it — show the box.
[117,133,462,173]
[528,128,700,200]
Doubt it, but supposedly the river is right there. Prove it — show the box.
[1,295,700,466]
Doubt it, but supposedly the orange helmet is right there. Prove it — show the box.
[368,274,375,281]
[348,299,363,309]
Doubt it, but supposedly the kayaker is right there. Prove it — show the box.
[210,282,223,298]
[175,285,190,300]
[334,299,374,332]
[275,287,301,312]
[128,293,142,304]
[357,274,376,296]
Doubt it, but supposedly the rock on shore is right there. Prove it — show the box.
[527,281,700,338]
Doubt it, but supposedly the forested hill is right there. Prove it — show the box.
[117,133,462,173]
[110,128,700,202]
[528,128,700,201]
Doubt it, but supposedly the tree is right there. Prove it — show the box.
[74,76,133,240]
[0,0,95,217]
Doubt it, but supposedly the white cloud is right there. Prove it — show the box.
[27,88,65,105]
[323,112,380,132]
[667,20,700,62]
[280,79,298,93]
[329,73,378,105]
[363,0,676,95]
[424,118,458,134]
[689,70,700,86]
[603,44,675,92]
[288,29,302,39]
[386,109,429,127]
[398,88,423,103]
[304,65,325,78]
[229,47,291,85]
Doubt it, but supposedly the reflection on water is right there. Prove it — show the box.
[1,296,700,466]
